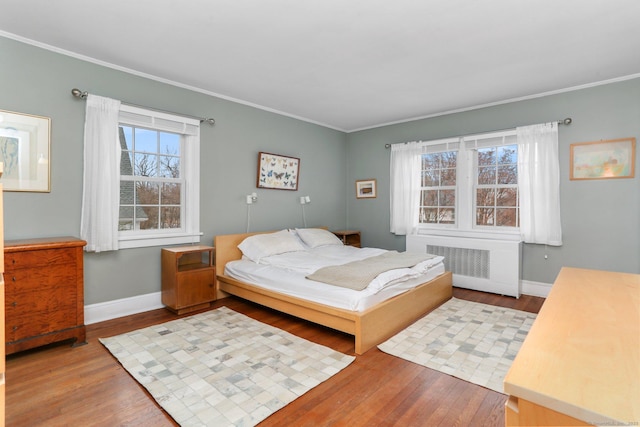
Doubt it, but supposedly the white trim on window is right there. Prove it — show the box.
[416,129,520,237]
[117,105,201,249]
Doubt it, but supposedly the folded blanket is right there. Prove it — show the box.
[306,251,437,291]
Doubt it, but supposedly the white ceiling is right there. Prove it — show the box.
[1,0,640,132]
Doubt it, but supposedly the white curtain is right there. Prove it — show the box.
[390,142,422,235]
[517,122,562,246]
[80,94,122,252]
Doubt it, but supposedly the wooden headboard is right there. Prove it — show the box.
[213,227,329,274]
[213,230,272,274]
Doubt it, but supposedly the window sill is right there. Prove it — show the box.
[118,232,203,249]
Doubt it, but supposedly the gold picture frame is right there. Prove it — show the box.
[570,138,635,180]
[356,179,377,198]
[0,109,51,192]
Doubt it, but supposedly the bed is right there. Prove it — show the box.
[214,228,453,354]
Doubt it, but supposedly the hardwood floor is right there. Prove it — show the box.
[5,288,544,426]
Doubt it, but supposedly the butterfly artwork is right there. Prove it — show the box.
[257,152,300,190]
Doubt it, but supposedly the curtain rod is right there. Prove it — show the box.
[70,88,215,125]
[384,118,572,149]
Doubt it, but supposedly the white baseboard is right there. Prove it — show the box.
[521,280,552,298]
[85,292,164,325]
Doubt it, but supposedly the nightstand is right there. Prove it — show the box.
[331,230,361,248]
[161,245,216,315]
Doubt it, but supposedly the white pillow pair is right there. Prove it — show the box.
[238,228,343,262]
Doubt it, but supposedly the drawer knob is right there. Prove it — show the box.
[11,301,16,307]
[12,276,16,281]
[12,326,18,331]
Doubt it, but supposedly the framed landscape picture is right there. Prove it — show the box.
[570,138,635,180]
[356,179,377,198]
[257,152,300,190]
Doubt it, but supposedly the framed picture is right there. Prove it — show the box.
[257,152,300,190]
[570,138,636,180]
[356,179,377,198]
[0,109,50,192]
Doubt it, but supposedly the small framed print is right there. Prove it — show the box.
[257,152,300,190]
[570,138,635,180]
[0,109,51,192]
[356,179,377,199]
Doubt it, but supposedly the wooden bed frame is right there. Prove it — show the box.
[214,230,453,355]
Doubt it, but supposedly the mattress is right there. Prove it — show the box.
[224,245,445,312]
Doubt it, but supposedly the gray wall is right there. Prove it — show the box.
[0,37,347,304]
[346,79,640,284]
[2,36,638,305]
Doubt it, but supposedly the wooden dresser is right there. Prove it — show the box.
[504,267,640,426]
[4,237,87,355]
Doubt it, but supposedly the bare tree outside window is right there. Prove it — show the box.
[119,126,182,231]
[419,151,457,224]
[476,145,518,227]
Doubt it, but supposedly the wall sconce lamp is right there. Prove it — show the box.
[299,195,311,227]
[246,192,258,204]
[245,192,258,232]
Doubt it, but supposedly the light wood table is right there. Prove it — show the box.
[504,267,640,426]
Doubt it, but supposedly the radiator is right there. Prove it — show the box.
[406,234,522,298]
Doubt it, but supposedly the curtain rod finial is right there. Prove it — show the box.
[71,88,87,99]
[201,118,216,126]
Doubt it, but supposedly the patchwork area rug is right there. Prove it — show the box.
[378,297,536,393]
[100,306,355,426]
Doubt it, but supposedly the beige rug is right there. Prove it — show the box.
[378,297,536,393]
[100,306,355,426]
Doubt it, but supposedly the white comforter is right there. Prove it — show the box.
[224,245,445,312]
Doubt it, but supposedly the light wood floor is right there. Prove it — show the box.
[6,288,544,426]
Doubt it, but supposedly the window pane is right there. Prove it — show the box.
[498,145,517,164]
[478,147,496,166]
[120,126,133,150]
[161,207,181,229]
[160,132,180,154]
[135,153,158,177]
[441,168,456,186]
[476,188,495,207]
[120,150,134,176]
[440,189,455,206]
[439,208,455,224]
[161,183,181,205]
[497,188,518,206]
[422,170,439,186]
[423,190,438,206]
[441,151,457,168]
[139,206,158,230]
[119,206,134,231]
[476,207,495,225]
[136,181,159,205]
[496,208,517,227]
[420,208,438,223]
[135,128,157,153]
[159,155,180,178]
[498,165,517,184]
[477,166,496,185]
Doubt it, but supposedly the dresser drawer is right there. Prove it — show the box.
[7,300,78,342]
[5,248,76,270]
[5,267,76,293]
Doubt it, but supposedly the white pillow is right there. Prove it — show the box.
[238,230,305,262]
[295,228,343,248]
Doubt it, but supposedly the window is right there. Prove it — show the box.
[117,105,201,249]
[475,144,519,227]
[420,151,457,224]
[418,131,519,235]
